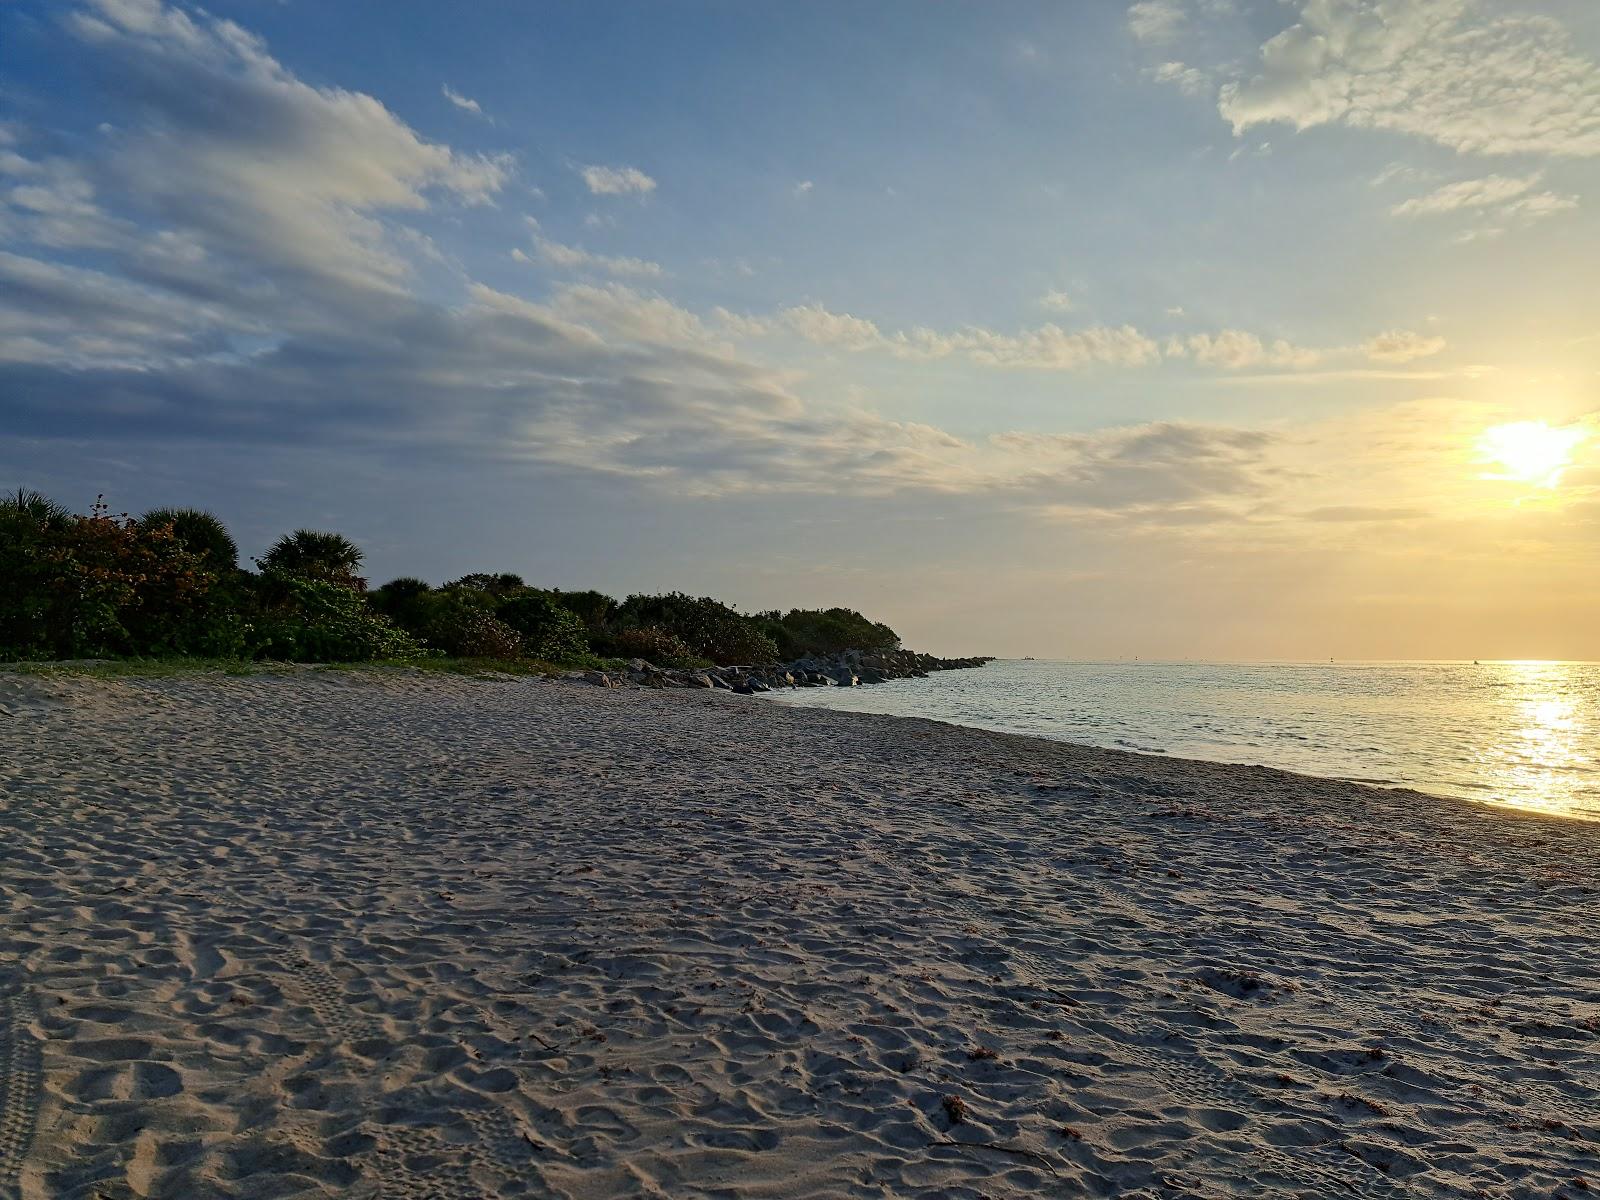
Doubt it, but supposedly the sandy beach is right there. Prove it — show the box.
[1,669,1597,1200]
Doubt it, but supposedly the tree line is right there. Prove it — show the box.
[0,490,901,667]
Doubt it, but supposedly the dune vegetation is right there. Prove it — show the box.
[0,490,904,671]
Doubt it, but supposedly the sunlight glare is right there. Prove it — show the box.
[1478,420,1586,488]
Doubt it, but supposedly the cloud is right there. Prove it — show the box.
[441,84,486,118]
[1147,61,1210,98]
[991,422,1279,517]
[579,165,656,196]
[0,263,1283,516]
[793,180,814,197]
[946,324,1162,370]
[63,0,511,296]
[1217,0,1600,157]
[1368,162,1423,188]
[1302,505,1428,523]
[2,155,119,249]
[1364,330,1446,363]
[1039,289,1075,312]
[516,238,663,279]
[780,304,883,351]
[1178,330,1321,370]
[0,248,251,367]
[721,304,1412,376]
[1499,191,1579,221]
[0,0,1509,549]
[717,303,1162,371]
[1391,173,1540,217]
[1390,171,1577,241]
[1127,0,1186,43]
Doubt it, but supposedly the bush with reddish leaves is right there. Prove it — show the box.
[1,495,248,659]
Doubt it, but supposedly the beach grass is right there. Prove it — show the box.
[0,654,605,680]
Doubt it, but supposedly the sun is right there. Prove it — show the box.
[1478,421,1586,488]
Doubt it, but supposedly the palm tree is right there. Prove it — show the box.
[258,529,366,587]
[140,507,239,570]
[0,488,71,529]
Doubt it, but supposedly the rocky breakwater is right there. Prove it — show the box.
[573,647,993,694]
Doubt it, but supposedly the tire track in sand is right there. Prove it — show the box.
[0,975,43,1200]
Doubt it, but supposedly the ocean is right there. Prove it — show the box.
[775,658,1600,821]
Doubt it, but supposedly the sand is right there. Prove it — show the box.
[1,668,1597,1199]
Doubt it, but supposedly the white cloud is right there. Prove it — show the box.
[0,248,255,367]
[793,180,815,197]
[1369,162,1423,188]
[1391,173,1540,217]
[1390,172,1578,235]
[3,158,119,249]
[1217,0,1600,157]
[0,0,1519,532]
[441,84,486,118]
[1500,191,1578,221]
[1127,0,1186,43]
[579,165,656,196]
[515,238,663,279]
[718,304,1413,376]
[1364,330,1447,363]
[781,303,882,351]
[1039,289,1075,312]
[1182,330,1321,370]
[947,324,1162,370]
[717,303,1161,371]
[66,0,511,295]
[1148,61,1210,98]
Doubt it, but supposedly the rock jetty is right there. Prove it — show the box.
[572,647,993,693]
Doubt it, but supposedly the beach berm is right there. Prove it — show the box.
[1,668,1596,1198]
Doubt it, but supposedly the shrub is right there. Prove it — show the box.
[616,592,778,666]
[409,589,524,660]
[610,625,704,667]
[550,589,619,632]
[258,529,366,589]
[756,607,900,658]
[0,496,244,660]
[496,590,590,662]
[140,507,239,571]
[251,573,424,662]
[0,490,70,659]
[446,572,526,597]
[369,577,434,627]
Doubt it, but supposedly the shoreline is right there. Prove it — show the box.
[3,669,1597,1198]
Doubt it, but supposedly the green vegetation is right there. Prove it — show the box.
[754,607,901,659]
[0,491,901,670]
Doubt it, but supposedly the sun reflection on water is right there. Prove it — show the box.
[1479,662,1592,818]
[782,658,1600,822]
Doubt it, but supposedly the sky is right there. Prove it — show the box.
[3,0,1598,660]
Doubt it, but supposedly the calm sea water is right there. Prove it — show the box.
[776,659,1600,821]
